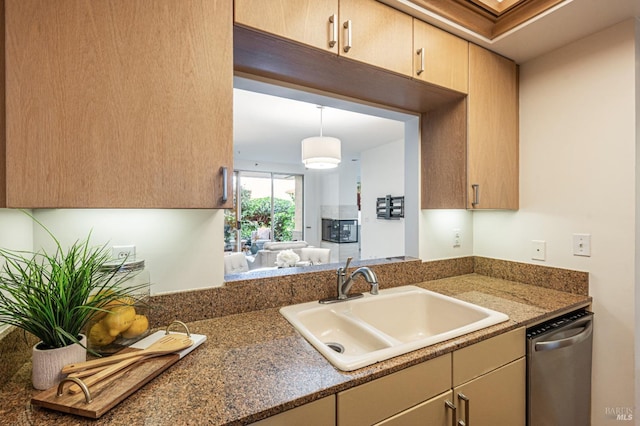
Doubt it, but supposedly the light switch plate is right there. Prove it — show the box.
[532,240,546,261]
[573,234,591,257]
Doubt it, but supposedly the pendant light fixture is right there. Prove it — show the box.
[301,106,341,169]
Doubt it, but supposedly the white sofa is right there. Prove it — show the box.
[223,252,249,274]
[298,247,331,265]
[249,241,309,269]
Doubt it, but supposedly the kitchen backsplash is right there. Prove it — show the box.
[0,256,587,385]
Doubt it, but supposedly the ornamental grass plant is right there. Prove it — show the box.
[0,213,146,351]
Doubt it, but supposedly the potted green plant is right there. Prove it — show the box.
[0,213,146,390]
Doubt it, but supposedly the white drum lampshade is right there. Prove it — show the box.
[301,136,341,169]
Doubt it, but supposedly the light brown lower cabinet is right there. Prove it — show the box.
[250,395,336,426]
[375,390,455,426]
[453,358,526,426]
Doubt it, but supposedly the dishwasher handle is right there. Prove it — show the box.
[534,317,593,352]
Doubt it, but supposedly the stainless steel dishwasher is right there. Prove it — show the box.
[527,309,594,426]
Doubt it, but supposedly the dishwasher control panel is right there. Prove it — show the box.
[526,308,592,338]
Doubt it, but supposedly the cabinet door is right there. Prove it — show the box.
[453,358,526,426]
[468,44,519,209]
[235,0,338,53]
[339,0,413,77]
[250,395,335,426]
[375,390,454,426]
[6,0,233,208]
[413,20,468,93]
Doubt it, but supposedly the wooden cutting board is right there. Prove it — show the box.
[31,331,206,419]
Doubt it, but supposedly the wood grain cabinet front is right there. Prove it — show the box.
[421,44,518,210]
[467,43,519,210]
[413,19,469,93]
[234,0,339,53]
[4,0,233,208]
[235,0,413,77]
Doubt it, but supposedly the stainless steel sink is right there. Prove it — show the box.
[280,285,509,371]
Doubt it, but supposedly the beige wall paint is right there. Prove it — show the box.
[474,20,637,423]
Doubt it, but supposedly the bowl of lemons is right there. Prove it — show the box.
[86,260,151,355]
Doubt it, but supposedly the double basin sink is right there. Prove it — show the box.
[280,285,509,371]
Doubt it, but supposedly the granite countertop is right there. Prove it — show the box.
[0,273,591,425]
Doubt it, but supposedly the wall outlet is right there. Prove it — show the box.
[112,245,136,260]
[573,234,591,257]
[452,229,462,248]
[531,240,546,261]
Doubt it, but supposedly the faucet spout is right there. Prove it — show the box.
[344,267,379,296]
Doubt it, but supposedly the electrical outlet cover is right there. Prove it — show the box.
[531,240,546,261]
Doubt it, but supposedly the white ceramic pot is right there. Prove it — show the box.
[31,334,87,390]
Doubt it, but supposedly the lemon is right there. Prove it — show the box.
[89,291,134,321]
[103,305,137,337]
[121,314,149,339]
[88,320,116,347]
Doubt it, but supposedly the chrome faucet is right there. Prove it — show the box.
[320,257,379,304]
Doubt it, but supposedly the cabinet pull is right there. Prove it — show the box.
[457,393,470,426]
[329,14,337,48]
[221,166,228,203]
[445,400,457,426]
[343,20,352,52]
[471,184,480,208]
[417,47,425,75]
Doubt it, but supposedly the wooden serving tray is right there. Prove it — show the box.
[31,331,206,419]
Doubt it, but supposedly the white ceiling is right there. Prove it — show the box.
[233,82,410,166]
[234,0,639,167]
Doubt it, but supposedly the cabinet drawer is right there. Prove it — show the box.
[453,327,524,386]
[251,395,335,426]
[337,355,451,426]
[375,390,454,426]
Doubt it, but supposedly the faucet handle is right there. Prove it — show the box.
[344,257,352,271]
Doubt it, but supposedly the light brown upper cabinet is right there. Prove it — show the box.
[413,20,469,93]
[467,44,519,210]
[235,0,413,77]
[338,0,413,76]
[5,0,233,208]
[421,44,518,210]
[234,0,339,53]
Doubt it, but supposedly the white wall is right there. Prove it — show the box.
[474,20,637,423]
[635,18,640,417]
[30,209,224,295]
[0,209,34,334]
[361,139,405,259]
[420,210,474,260]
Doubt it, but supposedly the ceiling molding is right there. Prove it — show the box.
[406,0,565,38]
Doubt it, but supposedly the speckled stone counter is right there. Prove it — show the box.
[0,273,590,426]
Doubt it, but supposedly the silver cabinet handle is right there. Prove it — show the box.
[535,317,593,352]
[343,20,352,52]
[329,14,337,48]
[445,400,457,426]
[221,166,228,203]
[417,47,424,75]
[471,184,480,208]
[457,393,470,426]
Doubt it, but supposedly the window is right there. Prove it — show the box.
[224,171,303,252]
